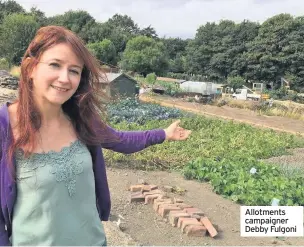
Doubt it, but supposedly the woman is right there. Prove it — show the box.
[0,26,191,246]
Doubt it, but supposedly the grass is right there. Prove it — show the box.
[264,104,304,120]
[215,97,304,120]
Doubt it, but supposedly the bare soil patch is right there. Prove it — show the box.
[104,166,304,246]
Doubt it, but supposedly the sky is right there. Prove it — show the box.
[17,0,304,38]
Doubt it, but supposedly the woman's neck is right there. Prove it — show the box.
[34,99,66,127]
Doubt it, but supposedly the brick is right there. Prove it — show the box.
[153,199,172,211]
[141,184,158,192]
[173,197,184,203]
[157,203,176,210]
[129,185,144,192]
[169,211,191,227]
[158,204,182,218]
[143,189,163,196]
[149,184,158,190]
[185,225,207,237]
[175,203,193,210]
[177,217,194,228]
[154,197,172,203]
[200,217,218,238]
[129,191,145,203]
[144,194,162,204]
[183,208,204,217]
[157,194,170,200]
[179,218,202,233]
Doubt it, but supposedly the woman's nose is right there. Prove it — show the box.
[58,69,70,83]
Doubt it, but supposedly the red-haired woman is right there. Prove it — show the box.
[0,26,191,246]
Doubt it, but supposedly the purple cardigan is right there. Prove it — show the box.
[0,103,166,246]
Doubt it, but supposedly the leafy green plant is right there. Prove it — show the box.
[104,99,304,168]
[182,157,304,206]
[104,99,304,205]
[106,98,185,125]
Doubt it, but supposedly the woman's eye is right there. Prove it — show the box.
[70,70,80,75]
[50,63,60,68]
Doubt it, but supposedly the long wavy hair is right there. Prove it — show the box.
[8,25,118,166]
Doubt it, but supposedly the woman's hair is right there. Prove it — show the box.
[8,25,118,165]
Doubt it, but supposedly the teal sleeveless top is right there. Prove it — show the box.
[11,140,107,246]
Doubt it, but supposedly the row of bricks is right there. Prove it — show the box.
[154,198,218,238]
[129,184,158,193]
[129,184,218,238]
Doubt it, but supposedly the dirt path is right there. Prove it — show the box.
[139,94,304,136]
[104,166,304,246]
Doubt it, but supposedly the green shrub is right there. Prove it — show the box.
[146,73,157,85]
[0,58,9,70]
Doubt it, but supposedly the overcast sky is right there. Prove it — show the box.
[17,0,304,38]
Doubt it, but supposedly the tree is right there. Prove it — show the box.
[227,75,245,90]
[87,22,110,43]
[47,10,95,42]
[98,14,140,53]
[185,20,259,81]
[209,52,232,81]
[169,52,186,73]
[107,14,139,34]
[0,13,40,65]
[107,28,130,55]
[280,16,304,90]
[161,37,188,59]
[229,20,260,77]
[87,39,117,65]
[244,14,295,85]
[86,17,138,61]
[0,0,25,23]
[28,6,47,26]
[184,39,212,75]
[138,25,158,39]
[120,36,169,76]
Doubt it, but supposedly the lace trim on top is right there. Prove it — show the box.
[15,140,86,197]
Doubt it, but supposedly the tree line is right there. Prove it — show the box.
[0,0,304,91]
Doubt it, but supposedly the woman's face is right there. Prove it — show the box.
[30,43,84,106]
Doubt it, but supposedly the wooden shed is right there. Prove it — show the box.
[100,72,139,99]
